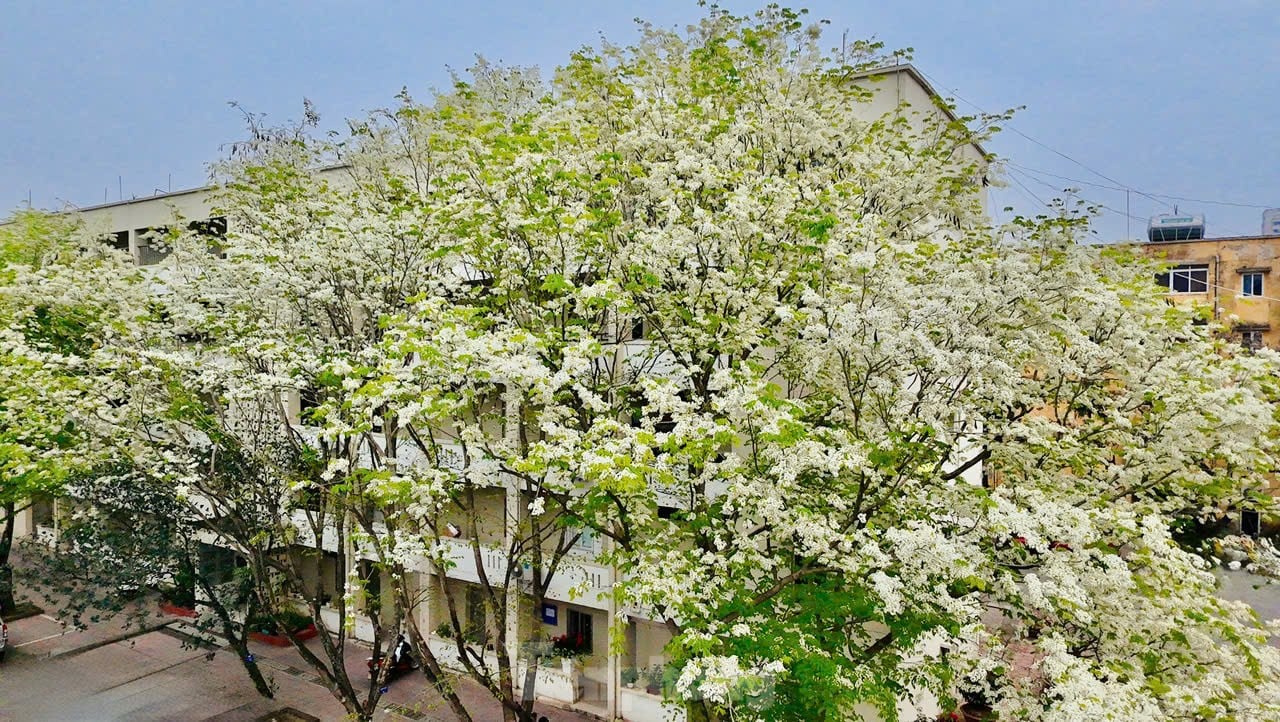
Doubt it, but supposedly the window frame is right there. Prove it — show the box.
[1242,272,1264,298]
[1241,329,1264,351]
[570,526,597,554]
[1154,263,1210,294]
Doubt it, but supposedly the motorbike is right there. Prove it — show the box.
[367,636,418,682]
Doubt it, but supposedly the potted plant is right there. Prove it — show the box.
[548,632,589,675]
[246,608,317,647]
[157,560,197,617]
[157,583,197,618]
[643,665,665,696]
[621,666,640,689]
[958,688,994,722]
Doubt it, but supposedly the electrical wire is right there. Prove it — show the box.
[1006,166,1147,224]
[914,68,1179,214]
[1007,162,1273,210]
[913,67,1271,239]
[1162,268,1280,305]
[916,68,1274,238]
[1005,172,1052,210]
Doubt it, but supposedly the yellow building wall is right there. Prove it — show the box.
[1142,235,1280,349]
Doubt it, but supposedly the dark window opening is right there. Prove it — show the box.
[188,216,228,257]
[358,560,382,613]
[135,226,173,265]
[299,386,323,424]
[102,230,129,252]
[198,543,244,586]
[567,608,593,652]
[465,585,487,643]
[31,496,55,526]
[1242,509,1261,537]
[1154,264,1209,293]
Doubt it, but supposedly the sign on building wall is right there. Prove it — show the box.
[541,603,558,625]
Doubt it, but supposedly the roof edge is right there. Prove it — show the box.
[848,63,990,159]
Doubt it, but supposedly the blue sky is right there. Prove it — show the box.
[2,0,1276,240]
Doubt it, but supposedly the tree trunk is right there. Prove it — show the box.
[231,631,275,698]
[686,700,724,722]
[195,569,274,699]
[0,501,18,614]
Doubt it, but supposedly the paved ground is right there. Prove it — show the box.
[1216,567,1280,634]
[0,561,596,722]
[0,617,598,721]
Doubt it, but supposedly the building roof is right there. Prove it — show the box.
[1131,234,1280,247]
[847,62,991,159]
[11,64,987,220]
[69,185,212,215]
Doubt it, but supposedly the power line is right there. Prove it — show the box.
[1007,162,1273,210]
[1006,167,1147,225]
[1005,162,1127,192]
[1005,172,1052,210]
[1164,269,1280,306]
[914,68,1177,212]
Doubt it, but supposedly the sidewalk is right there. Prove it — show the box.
[4,549,597,721]
[237,629,597,721]
[5,571,170,661]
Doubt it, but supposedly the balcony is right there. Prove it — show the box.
[427,536,614,612]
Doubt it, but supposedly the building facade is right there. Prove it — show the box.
[1141,233,1280,350]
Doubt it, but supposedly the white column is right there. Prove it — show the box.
[504,395,522,665]
[606,535,620,719]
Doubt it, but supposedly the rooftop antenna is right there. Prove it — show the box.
[118,175,123,201]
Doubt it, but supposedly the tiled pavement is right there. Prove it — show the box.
[0,575,596,722]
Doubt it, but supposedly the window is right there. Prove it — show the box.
[1241,329,1264,351]
[101,230,129,252]
[1242,272,1264,297]
[198,543,243,586]
[298,386,323,424]
[571,526,597,554]
[135,226,173,265]
[1243,509,1261,537]
[1154,264,1209,293]
[188,216,227,257]
[31,496,54,526]
[358,560,382,613]
[465,585,487,642]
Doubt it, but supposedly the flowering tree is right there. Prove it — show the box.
[0,210,141,614]
[303,7,1279,721]
[23,5,1280,722]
